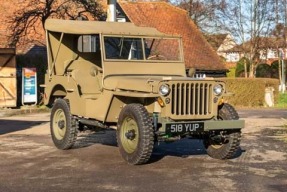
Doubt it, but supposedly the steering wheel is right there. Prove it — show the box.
[147,54,167,60]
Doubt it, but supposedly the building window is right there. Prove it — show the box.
[226,53,239,62]
[267,49,277,59]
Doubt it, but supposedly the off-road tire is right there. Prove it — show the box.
[50,99,78,150]
[117,104,154,165]
[204,103,241,159]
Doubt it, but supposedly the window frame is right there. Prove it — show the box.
[102,35,183,63]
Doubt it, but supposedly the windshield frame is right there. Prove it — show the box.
[101,35,184,63]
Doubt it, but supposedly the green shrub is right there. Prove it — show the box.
[271,61,279,79]
[256,63,271,78]
[227,67,236,78]
[218,78,280,107]
[276,93,287,108]
[235,57,250,77]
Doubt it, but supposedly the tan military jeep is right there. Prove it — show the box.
[43,19,244,165]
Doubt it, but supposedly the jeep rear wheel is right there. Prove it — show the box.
[51,99,78,150]
[117,104,154,165]
[204,103,241,159]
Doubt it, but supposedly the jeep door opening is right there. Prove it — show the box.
[43,19,244,165]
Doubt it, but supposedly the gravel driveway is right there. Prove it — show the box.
[0,109,286,192]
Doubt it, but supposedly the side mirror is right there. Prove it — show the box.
[90,66,98,77]
[188,68,196,77]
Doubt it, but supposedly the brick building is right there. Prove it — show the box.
[0,0,105,54]
[0,0,45,53]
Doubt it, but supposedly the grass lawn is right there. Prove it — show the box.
[276,93,287,108]
[274,93,287,142]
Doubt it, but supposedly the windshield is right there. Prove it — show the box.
[104,37,143,60]
[104,36,182,62]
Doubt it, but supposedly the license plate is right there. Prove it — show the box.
[166,122,204,135]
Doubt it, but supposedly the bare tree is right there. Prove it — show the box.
[218,0,276,78]
[170,0,226,32]
[272,0,287,90]
[8,0,105,47]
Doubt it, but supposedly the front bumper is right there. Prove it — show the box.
[160,119,245,135]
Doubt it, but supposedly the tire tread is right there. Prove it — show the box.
[50,99,78,150]
[117,104,154,165]
[205,103,241,159]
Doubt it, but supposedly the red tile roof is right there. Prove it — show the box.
[119,1,226,70]
[204,34,229,51]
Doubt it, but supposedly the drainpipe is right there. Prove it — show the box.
[107,0,117,22]
[282,51,286,93]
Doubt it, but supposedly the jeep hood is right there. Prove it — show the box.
[103,75,214,93]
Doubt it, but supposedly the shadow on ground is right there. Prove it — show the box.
[72,129,243,163]
[0,119,48,135]
[74,129,118,148]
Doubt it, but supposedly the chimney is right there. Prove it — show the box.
[107,0,117,22]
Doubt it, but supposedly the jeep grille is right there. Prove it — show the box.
[170,82,213,117]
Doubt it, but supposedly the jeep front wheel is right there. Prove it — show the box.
[50,99,78,150]
[117,104,154,165]
[204,103,241,159]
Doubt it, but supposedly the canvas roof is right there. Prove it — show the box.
[119,1,226,71]
[45,19,174,37]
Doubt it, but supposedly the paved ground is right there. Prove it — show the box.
[0,109,286,192]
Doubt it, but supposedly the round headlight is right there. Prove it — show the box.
[159,84,170,96]
[213,84,223,96]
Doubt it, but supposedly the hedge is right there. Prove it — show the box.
[218,78,280,107]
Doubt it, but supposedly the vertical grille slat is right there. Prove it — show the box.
[174,85,178,114]
[183,83,186,115]
[186,83,190,115]
[192,83,196,115]
[205,85,208,115]
[178,84,182,115]
[197,83,200,115]
[171,81,212,117]
[202,84,205,114]
[208,84,212,114]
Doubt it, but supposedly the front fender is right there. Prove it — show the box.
[43,75,80,106]
[105,92,158,122]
